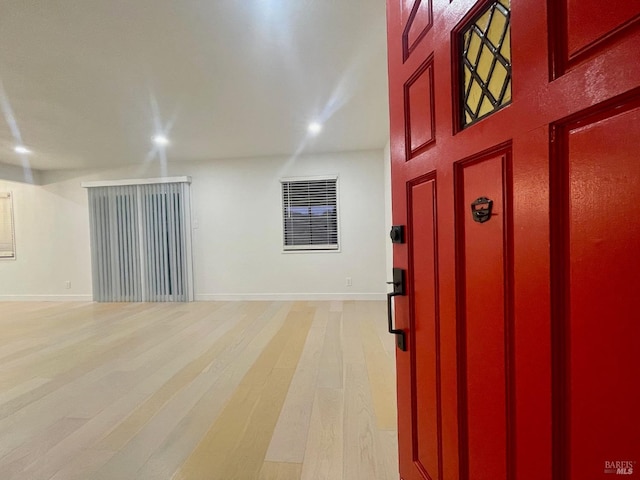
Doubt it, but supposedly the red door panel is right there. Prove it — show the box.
[403,0,433,61]
[551,92,640,479]
[406,57,436,158]
[455,148,513,480]
[408,176,442,480]
[566,0,640,59]
[550,0,640,75]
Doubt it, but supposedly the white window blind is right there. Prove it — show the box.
[0,192,16,259]
[281,177,338,251]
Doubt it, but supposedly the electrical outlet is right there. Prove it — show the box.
[346,277,352,287]
[65,281,71,289]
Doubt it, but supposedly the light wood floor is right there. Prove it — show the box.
[0,301,398,480]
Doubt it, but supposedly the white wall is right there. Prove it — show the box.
[0,176,92,300]
[0,150,388,300]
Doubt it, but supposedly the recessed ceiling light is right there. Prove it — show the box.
[14,145,31,154]
[153,134,170,146]
[308,122,322,135]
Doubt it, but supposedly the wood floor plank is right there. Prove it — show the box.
[300,387,344,480]
[0,306,187,423]
[265,305,328,464]
[5,305,255,480]
[341,301,366,365]
[0,301,398,480]
[376,429,400,480]
[172,308,313,480]
[316,311,343,389]
[329,301,343,313]
[96,302,269,452]
[259,461,303,480]
[343,363,380,480]
[49,450,116,480]
[20,303,275,480]
[1,416,87,480]
[0,337,49,364]
[362,301,397,357]
[133,302,293,480]
[0,376,50,406]
[0,309,210,460]
[359,311,398,431]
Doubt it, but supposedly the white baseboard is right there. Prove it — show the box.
[194,293,386,301]
[0,294,93,302]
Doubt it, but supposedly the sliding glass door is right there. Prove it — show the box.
[86,180,193,302]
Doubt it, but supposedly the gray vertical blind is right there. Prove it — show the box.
[87,181,192,302]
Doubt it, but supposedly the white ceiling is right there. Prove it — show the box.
[0,0,389,171]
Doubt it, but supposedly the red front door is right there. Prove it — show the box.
[386,1,640,479]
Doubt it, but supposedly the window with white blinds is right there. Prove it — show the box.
[281,177,339,251]
[0,192,16,260]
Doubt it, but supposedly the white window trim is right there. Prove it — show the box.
[81,176,191,188]
[280,175,341,254]
[0,192,16,261]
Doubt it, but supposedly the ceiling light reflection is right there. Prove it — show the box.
[14,145,31,154]
[152,134,170,146]
[308,122,322,135]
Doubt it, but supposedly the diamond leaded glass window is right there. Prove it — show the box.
[461,0,511,127]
